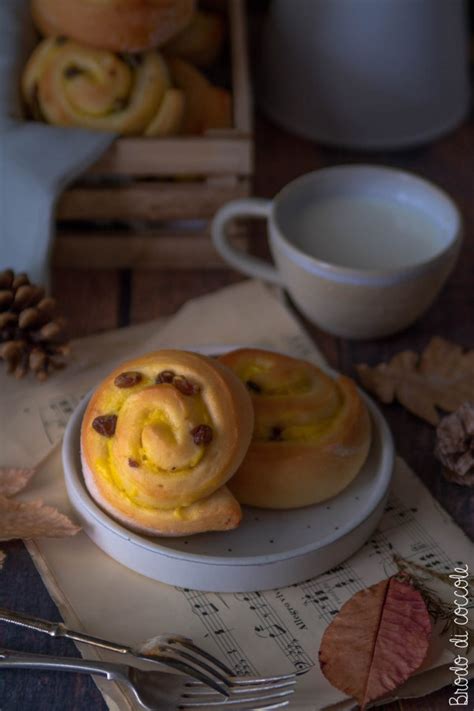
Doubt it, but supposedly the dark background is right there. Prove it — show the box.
[1,2,473,709]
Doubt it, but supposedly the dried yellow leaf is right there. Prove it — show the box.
[0,467,36,497]
[357,337,474,425]
[0,496,80,541]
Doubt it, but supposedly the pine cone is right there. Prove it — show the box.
[0,269,70,381]
[435,402,474,486]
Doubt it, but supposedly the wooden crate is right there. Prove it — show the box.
[53,0,253,270]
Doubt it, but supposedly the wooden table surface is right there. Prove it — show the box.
[1,40,473,711]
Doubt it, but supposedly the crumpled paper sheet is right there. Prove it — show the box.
[1,280,472,710]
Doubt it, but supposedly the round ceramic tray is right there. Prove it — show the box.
[62,345,394,592]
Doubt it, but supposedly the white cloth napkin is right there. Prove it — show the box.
[0,0,114,285]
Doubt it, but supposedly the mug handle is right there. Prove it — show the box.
[211,198,284,286]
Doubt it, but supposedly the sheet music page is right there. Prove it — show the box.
[2,280,472,710]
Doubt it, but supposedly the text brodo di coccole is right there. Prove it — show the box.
[448,564,470,707]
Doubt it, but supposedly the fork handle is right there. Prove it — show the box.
[0,608,55,635]
[0,647,129,681]
[0,608,129,654]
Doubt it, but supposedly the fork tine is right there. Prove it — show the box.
[157,634,234,676]
[148,653,229,697]
[145,635,299,698]
[183,678,296,696]
[145,642,231,687]
[180,689,294,709]
[153,637,299,689]
[185,672,297,689]
[230,673,297,686]
[180,687,295,707]
[180,702,290,711]
[230,679,296,694]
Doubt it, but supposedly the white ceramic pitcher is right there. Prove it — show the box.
[259,0,470,149]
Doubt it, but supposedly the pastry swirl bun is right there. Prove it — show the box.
[81,350,254,536]
[218,349,371,509]
[31,0,196,53]
[22,38,184,136]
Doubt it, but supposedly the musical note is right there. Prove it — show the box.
[374,492,457,574]
[299,563,365,624]
[193,602,219,616]
[234,660,253,676]
[235,591,313,672]
[255,623,286,639]
[295,660,309,672]
[39,394,82,444]
[179,588,258,676]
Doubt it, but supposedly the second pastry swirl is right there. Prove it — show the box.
[219,349,372,509]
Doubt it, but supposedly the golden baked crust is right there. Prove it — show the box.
[81,350,254,536]
[22,37,184,136]
[164,10,225,67]
[218,349,372,509]
[31,0,196,53]
[167,57,232,134]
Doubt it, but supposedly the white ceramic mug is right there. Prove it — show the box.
[211,165,462,339]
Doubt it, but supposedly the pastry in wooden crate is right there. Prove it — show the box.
[22,38,185,136]
[31,0,196,53]
[81,350,254,536]
[49,0,252,271]
[22,37,231,136]
[219,349,372,509]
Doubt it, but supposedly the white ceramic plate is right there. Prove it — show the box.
[62,345,394,592]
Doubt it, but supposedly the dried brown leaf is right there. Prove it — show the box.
[319,577,432,709]
[0,467,36,497]
[0,496,80,541]
[357,337,474,425]
[0,549,5,569]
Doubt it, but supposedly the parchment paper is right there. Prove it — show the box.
[1,280,472,710]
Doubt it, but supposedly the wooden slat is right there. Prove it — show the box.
[53,230,247,270]
[51,269,121,335]
[230,0,253,135]
[88,137,252,177]
[57,180,250,221]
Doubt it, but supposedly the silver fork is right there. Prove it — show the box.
[0,608,297,696]
[0,648,295,711]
